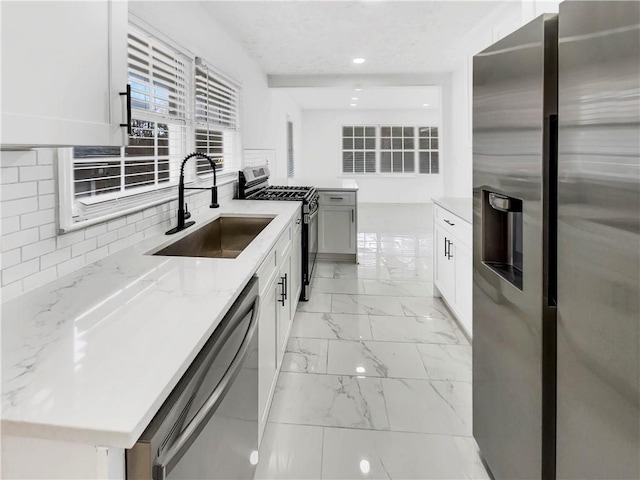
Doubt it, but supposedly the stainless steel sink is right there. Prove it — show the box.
[153,216,274,259]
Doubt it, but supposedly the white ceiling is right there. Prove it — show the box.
[204,0,505,75]
[284,86,441,110]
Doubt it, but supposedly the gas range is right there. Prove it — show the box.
[238,167,319,216]
[238,165,319,302]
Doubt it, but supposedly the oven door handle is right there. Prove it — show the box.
[154,295,260,480]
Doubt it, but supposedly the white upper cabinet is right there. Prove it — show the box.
[1,1,128,147]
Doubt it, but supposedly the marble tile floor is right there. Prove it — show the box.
[256,204,488,480]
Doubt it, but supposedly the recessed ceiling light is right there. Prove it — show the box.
[352,97,359,100]
[352,57,366,64]
[354,88,362,92]
[422,103,430,107]
[350,103,357,107]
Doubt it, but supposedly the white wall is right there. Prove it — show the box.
[300,109,443,203]
[445,0,561,198]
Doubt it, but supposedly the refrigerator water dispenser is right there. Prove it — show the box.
[482,191,523,289]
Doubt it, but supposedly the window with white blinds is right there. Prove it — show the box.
[287,120,294,178]
[342,126,376,173]
[193,58,240,177]
[71,28,189,206]
[341,125,440,175]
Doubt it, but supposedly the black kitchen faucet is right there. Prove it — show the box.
[166,152,220,235]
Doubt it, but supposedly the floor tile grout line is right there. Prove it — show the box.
[277,369,472,384]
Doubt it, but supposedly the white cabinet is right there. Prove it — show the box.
[318,190,357,261]
[1,0,128,146]
[433,204,473,337]
[255,214,300,444]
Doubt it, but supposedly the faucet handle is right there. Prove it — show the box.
[184,203,191,219]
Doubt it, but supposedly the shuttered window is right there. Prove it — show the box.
[380,126,415,173]
[71,27,189,209]
[342,126,376,173]
[194,58,240,177]
[418,127,440,174]
[341,124,440,175]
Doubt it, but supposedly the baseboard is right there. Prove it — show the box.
[317,253,357,263]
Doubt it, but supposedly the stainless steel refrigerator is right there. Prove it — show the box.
[472,2,639,479]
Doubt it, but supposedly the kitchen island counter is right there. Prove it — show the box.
[1,200,301,450]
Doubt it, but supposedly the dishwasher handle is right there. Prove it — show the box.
[154,294,260,480]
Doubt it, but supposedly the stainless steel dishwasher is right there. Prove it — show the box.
[127,276,259,480]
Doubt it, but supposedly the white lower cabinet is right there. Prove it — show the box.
[433,204,473,337]
[256,215,300,444]
[318,190,358,259]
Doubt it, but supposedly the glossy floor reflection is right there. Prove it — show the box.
[256,203,489,480]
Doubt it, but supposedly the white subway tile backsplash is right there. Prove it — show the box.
[40,247,71,269]
[57,255,86,277]
[71,237,97,257]
[23,266,58,291]
[38,193,56,210]
[1,167,236,301]
[2,227,39,252]
[97,230,118,248]
[1,182,38,201]
[143,207,158,218]
[117,224,136,239]
[1,197,39,218]
[56,230,84,249]
[126,212,144,224]
[85,246,109,264]
[2,258,39,285]
[22,238,56,261]
[2,216,21,235]
[108,237,129,255]
[2,248,22,269]
[21,208,55,229]
[39,223,57,240]
[19,165,54,182]
[84,223,107,239]
[136,218,152,232]
[38,179,55,195]
[107,218,127,231]
[1,167,19,184]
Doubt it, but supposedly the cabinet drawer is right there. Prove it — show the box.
[276,224,292,264]
[257,248,278,297]
[319,191,356,206]
[435,205,472,246]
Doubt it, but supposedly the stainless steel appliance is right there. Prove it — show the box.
[473,2,639,479]
[238,165,319,301]
[126,277,259,480]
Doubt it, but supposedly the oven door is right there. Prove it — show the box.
[127,277,259,480]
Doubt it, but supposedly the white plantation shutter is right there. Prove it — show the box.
[194,58,241,176]
[287,121,294,177]
[127,28,189,123]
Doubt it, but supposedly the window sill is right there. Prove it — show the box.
[61,174,238,234]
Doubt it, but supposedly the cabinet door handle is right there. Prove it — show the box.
[284,273,288,300]
[444,219,455,226]
[444,237,448,257]
[329,196,344,200]
[296,218,301,225]
[447,240,454,260]
[351,209,354,223]
[119,84,132,135]
[278,275,287,305]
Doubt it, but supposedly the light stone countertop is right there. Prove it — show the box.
[1,200,301,449]
[432,197,473,224]
[269,177,359,191]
